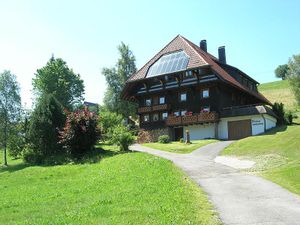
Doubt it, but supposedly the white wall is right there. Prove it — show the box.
[183,124,215,140]
[181,114,277,141]
[218,114,277,139]
[265,114,277,130]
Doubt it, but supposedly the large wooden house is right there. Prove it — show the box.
[122,35,277,141]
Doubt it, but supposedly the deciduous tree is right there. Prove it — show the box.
[33,56,85,110]
[0,71,21,166]
[275,64,288,80]
[102,42,137,117]
[287,54,300,105]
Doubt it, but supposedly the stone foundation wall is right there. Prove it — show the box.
[138,128,172,143]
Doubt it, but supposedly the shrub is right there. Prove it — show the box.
[158,135,170,143]
[284,111,293,125]
[137,129,152,143]
[27,94,65,163]
[179,138,184,143]
[59,108,100,159]
[272,102,293,125]
[110,125,134,151]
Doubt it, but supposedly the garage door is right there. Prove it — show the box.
[228,119,252,140]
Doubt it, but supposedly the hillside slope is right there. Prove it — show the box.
[258,80,299,112]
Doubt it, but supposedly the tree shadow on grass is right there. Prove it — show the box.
[261,125,287,136]
[0,162,30,174]
[0,145,134,174]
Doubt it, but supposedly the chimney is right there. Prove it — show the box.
[218,46,226,64]
[200,40,207,52]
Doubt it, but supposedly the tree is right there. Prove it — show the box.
[102,42,138,117]
[0,71,21,166]
[59,108,100,159]
[287,54,300,105]
[26,94,65,163]
[32,56,85,110]
[99,109,123,141]
[275,64,289,80]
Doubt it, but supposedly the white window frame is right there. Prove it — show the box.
[202,89,209,98]
[162,112,168,120]
[180,92,187,102]
[145,98,152,106]
[159,96,165,104]
[144,114,150,122]
[153,113,159,122]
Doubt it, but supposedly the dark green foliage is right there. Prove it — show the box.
[110,125,134,151]
[26,94,65,163]
[0,70,22,165]
[102,42,138,117]
[287,54,300,106]
[284,111,293,125]
[179,138,184,143]
[59,108,100,159]
[275,64,289,80]
[272,102,293,125]
[33,56,85,110]
[158,135,170,144]
[7,123,26,159]
[99,109,123,141]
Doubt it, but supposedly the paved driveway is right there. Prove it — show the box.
[130,142,300,225]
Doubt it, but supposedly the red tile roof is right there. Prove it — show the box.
[126,35,271,105]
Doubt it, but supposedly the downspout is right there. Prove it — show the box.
[262,114,267,132]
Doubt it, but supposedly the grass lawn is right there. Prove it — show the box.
[0,144,219,225]
[258,80,300,113]
[142,139,218,154]
[222,125,300,195]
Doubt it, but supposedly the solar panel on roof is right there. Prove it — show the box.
[146,50,189,77]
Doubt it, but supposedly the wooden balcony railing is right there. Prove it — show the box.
[138,104,169,114]
[166,112,218,126]
[138,106,151,113]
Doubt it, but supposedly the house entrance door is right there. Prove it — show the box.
[174,127,183,141]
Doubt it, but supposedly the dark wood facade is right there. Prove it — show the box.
[121,35,272,140]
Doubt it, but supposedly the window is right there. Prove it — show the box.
[143,114,150,122]
[202,89,209,98]
[201,106,210,112]
[184,70,193,78]
[153,113,159,121]
[145,98,151,106]
[174,111,180,116]
[162,112,168,120]
[181,110,187,116]
[159,96,165,104]
[180,92,187,102]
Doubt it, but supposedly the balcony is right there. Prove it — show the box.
[138,104,169,114]
[166,112,218,126]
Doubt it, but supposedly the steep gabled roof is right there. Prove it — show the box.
[181,37,271,104]
[125,35,271,105]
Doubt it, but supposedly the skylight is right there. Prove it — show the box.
[146,50,189,77]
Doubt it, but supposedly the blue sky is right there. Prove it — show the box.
[1,0,300,108]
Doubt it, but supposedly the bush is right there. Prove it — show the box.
[284,111,293,125]
[110,125,134,151]
[59,108,100,159]
[158,135,170,144]
[272,102,293,125]
[22,145,44,164]
[179,138,184,143]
